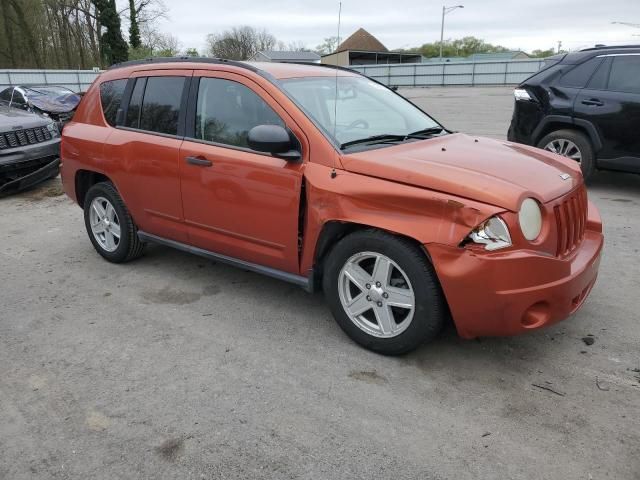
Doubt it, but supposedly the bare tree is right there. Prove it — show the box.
[206,26,277,60]
[314,36,340,55]
[286,40,308,52]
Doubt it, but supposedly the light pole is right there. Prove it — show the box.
[440,5,464,61]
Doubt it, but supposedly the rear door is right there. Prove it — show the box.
[178,71,307,273]
[107,70,192,242]
[574,54,640,168]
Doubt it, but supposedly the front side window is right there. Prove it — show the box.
[100,79,127,127]
[139,76,186,135]
[194,78,284,148]
[280,76,441,148]
[607,56,640,94]
[0,88,13,101]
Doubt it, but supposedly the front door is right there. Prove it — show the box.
[179,72,306,273]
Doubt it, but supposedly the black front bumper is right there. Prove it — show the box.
[0,156,60,197]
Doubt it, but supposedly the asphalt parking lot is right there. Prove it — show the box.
[1,86,639,480]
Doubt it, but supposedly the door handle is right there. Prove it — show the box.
[185,156,212,167]
[581,98,604,107]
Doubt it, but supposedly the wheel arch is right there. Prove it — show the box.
[310,220,435,292]
[75,169,112,208]
[532,115,602,152]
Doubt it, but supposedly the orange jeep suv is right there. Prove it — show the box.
[61,58,604,355]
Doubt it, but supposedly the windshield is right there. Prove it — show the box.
[280,76,442,148]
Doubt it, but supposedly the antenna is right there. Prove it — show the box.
[331,2,342,179]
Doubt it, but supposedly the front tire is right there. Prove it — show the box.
[83,182,144,263]
[322,229,446,355]
[538,129,595,180]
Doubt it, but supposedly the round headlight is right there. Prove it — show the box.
[519,198,542,241]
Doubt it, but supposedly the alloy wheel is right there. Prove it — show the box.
[338,251,415,338]
[89,196,121,252]
[544,139,582,164]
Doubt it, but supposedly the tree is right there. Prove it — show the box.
[206,26,277,60]
[128,0,141,48]
[94,0,128,65]
[284,40,308,52]
[184,47,198,57]
[403,36,509,58]
[530,48,558,58]
[314,36,339,55]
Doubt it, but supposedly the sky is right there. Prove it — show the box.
[155,0,639,54]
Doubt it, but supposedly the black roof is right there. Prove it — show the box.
[579,44,640,52]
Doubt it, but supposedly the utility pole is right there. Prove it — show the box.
[439,5,464,61]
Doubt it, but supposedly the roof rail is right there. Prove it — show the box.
[580,44,640,51]
[107,56,261,73]
[284,61,362,75]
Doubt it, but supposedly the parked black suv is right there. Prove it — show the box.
[508,45,640,179]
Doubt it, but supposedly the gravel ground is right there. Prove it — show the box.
[1,87,639,479]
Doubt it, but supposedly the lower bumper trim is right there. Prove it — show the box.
[0,157,60,197]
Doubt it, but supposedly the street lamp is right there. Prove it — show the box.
[440,5,464,61]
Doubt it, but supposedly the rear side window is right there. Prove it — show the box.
[100,79,127,126]
[125,78,146,128]
[608,56,640,94]
[194,77,283,148]
[139,77,186,135]
[557,57,602,88]
[587,57,611,90]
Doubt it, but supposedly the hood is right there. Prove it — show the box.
[0,107,52,132]
[29,93,81,114]
[340,133,582,211]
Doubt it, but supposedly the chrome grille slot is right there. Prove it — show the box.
[554,185,588,256]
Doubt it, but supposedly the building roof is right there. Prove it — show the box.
[254,50,321,61]
[336,28,388,53]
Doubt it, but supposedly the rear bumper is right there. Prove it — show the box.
[428,202,604,339]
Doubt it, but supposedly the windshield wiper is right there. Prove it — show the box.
[340,127,448,150]
[340,134,408,149]
[406,126,446,137]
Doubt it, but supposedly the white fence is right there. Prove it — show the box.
[350,59,546,87]
[0,69,101,92]
[0,59,545,92]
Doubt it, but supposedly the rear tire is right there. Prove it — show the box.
[322,229,446,355]
[538,129,596,181]
[83,182,144,263]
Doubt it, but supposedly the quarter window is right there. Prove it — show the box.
[558,58,602,88]
[607,56,640,94]
[100,79,127,127]
[194,77,284,148]
[139,77,186,135]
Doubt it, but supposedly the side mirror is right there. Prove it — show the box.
[247,125,300,161]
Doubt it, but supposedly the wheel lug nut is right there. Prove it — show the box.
[382,292,388,299]
[377,301,383,307]
[366,295,371,301]
[365,283,371,289]
[376,282,381,287]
